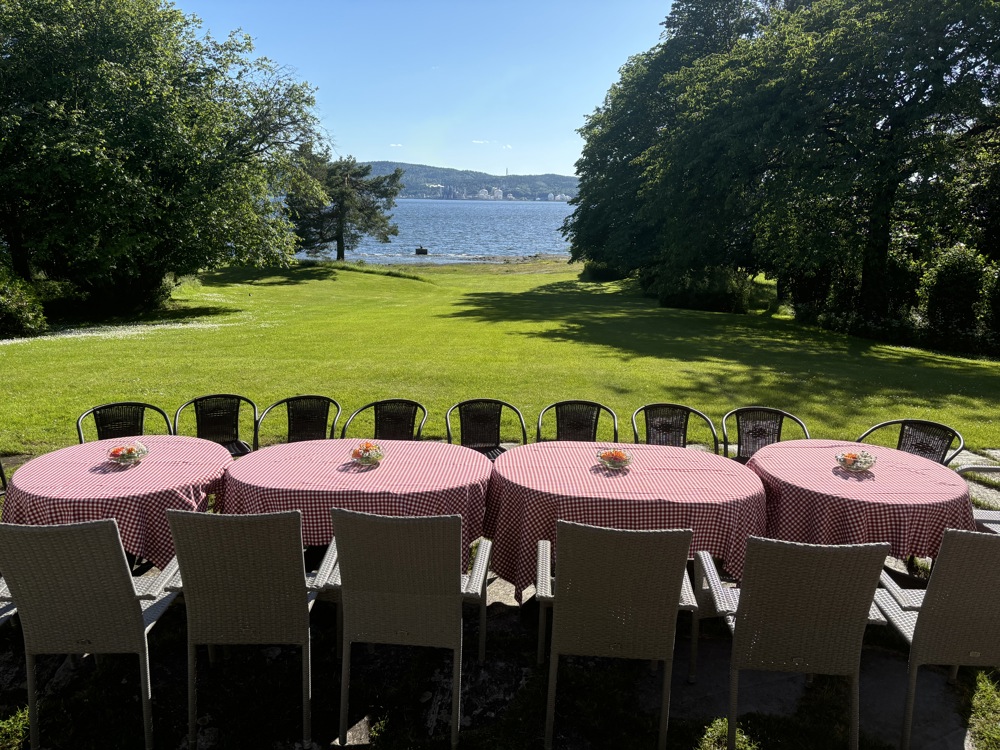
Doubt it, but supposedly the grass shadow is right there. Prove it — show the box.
[445,280,1000,435]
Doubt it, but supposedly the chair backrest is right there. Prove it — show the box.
[551,521,692,661]
[445,399,528,456]
[340,399,427,440]
[254,395,342,450]
[167,510,310,645]
[174,394,258,448]
[732,536,888,675]
[722,406,809,462]
[0,459,6,494]
[331,509,463,649]
[907,529,1000,668]
[0,520,146,654]
[77,401,173,443]
[631,403,719,453]
[536,400,618,442]
[857,419,963,466]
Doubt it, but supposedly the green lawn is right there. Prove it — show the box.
[2,258,998,460]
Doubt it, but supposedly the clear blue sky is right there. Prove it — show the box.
[172,1,670,176]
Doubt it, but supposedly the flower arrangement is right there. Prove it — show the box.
[351,440,384,466]
[107,441,149,466]
[836,450,876,472]
[597,448,632,470]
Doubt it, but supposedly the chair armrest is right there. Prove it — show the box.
[678,569,698,612]
[135,557,181,599]
[694,551,736,615]
[0,577,11,601]
[463,538,492,598]
[536,539,553,602]
[878,569,925,611]
[309,539,341,590]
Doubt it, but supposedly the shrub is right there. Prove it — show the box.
[919,244,986,346]
[656,266,752,314]
[578,260,628,282]
[0,267,47,338]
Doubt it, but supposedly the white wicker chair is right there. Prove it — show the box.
[955,465,1000,533]
[166,509,338,749]
[695,536,888,750]
[0,519,177,750]
[874,528,1000,750]
[330,508,491,750]
[536,521,694,750]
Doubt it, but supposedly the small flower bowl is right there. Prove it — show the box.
[107,441,149,467]
[351,441,384,467]
[836,450,876,472]
[597,449,632,471]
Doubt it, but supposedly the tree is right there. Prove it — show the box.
[287,149,404,261]
[0,0,322,310]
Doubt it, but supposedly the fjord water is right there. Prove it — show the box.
[301,198,573,264]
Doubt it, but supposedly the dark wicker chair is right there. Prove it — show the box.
[536,400,618,443]
[340,399,427,440]
[76,402,173,444]
[446,399,528,461]
[722,406,809,463]
[631,403,720,453]
[254,395,342,450]
[0,459,6,498]
[856,419,964,466]
[174,394,258,457]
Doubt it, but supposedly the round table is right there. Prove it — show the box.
[747,439,975,558]
[3,435,232,568]
[219,439,493,557]
[483,441,767,601]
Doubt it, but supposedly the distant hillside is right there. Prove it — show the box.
[363,161,578,201]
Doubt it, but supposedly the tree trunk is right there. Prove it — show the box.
[0,217,33,281]
[858,179,897,321]
[335,212,346,261]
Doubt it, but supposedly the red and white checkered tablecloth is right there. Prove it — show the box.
[218,439,493,557]
[3,435,232,568]
[747,439,975,557]
[483,441,767,601]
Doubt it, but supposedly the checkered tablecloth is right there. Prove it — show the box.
[3,435,232,568]
[483,441,767,601]
[747,439,975,557]
[219,439,493,557]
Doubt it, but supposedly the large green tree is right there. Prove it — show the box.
[0,0,322,309]
[287,150,404,261]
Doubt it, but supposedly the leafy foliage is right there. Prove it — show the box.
[0,265,46,338]
[287,149,404,261]
[565,0,1000,353]
[0,0,322,312]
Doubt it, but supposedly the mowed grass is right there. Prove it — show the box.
[2,257,1000,459]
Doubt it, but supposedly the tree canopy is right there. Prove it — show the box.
[287,149,404,261]
[565,0,1000,349]
[0,0,323,311]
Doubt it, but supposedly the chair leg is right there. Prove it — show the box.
[544,653,559,750]
[658,659,671,750]
[478,597,487,662]
[537,602,549,665]
[451,643,462,749]
[188,641,198,749]
[728,667,739,750]
[850,670,859,750]
[901,662,919,750]
[302,636,312,748]
[138,647,154,750]
[688,610,699,684]
[27,653,38,750]
[339,642,351,748]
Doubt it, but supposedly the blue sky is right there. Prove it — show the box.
[172,1,670,176]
